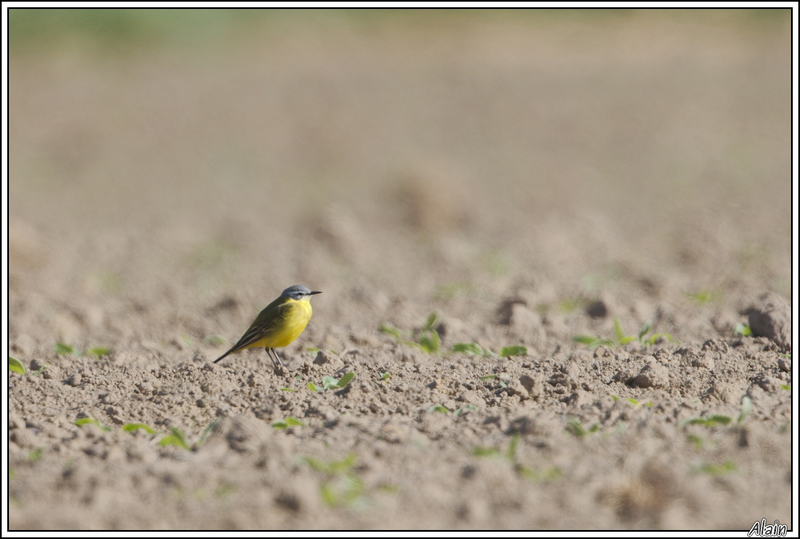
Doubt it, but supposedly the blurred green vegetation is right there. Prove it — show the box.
[9,8,274,51]
[9,8,788,54]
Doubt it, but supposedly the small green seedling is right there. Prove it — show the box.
[679,415,732,429]
[452,343,500,357]
[451,343,484,355]
[307,347,339,356]
[610,395,653,408]
[681,397,752,431]
[637,321,674,345]
[377,484,401,494]
[122,423,157,434]
[474,435,561,482]
[427,405,450,414]
[557,297,583,314]
[74,418,112,431]
[472,435,520,461]
[336,371,355,388]
[381,312,441,354]
[159,427,191,450]
[9,356,25,375]
[320,474,365,508]
[30,363,49,376]
[506,434,520,460]
[55,343,78,356]
[203,335,227,346]
[417,331,440,354]
[123,420,214,450]
[566,417,600,437]
[500,345,528,357]
[479,372,508,388]
[517,465,562,483]
[736,396,752,425]
[573,334,614,349]
[279,387,296,392]
[325,372,355,390]
[422,312,440,331]
[470,434,561,483]
[734,323,752,336]
[453,404,477,416]
[194,418,220,449]
[300,453,358,475]
[418,312,441,354]
[624,319,650,345]
[472,446,500,457]
[687,433,705,451]
[300,453,367,507]
[272,417,306,429]
[380,372,391,382]
[28,448,43,462]
[322,377,340,390]
[54,343,110,358]
[687,289,723,305]
[379,325,403,340]
[692,460,736,476]
[574,318,673,350]
[215,483,236,498]
[310,372,355,392]
[780,384,791,391]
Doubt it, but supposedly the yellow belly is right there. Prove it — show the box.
[250,299,313,349]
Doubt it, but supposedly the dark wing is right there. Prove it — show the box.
[214,298,290,363]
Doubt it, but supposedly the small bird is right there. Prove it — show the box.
[214,285,321,370]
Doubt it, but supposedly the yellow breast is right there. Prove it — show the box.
[264,298,313,348]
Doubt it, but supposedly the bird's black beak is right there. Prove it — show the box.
[310,290,322,295]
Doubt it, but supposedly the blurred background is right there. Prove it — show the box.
[8,8,792,349]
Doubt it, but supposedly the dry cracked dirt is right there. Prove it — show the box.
[6,10,795,531]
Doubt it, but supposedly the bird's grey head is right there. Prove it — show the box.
[281,285,322,300]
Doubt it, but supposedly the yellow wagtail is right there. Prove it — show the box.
[214,285,321,370]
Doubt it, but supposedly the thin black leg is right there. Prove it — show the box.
[266,347,284,370]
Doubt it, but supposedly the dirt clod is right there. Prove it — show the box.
[748,293,792,350]
[629,361,670,389]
